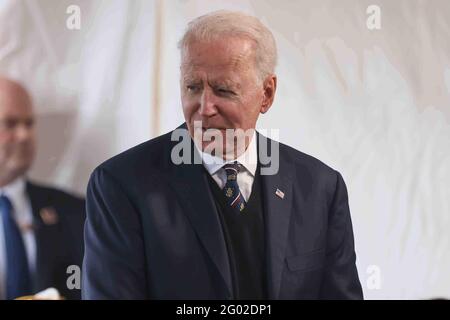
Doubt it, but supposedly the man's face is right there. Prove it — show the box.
[0,86,36,182]
[180,37,275,158]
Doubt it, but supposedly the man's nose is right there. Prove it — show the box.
[15,124,33,142]
[199,88,218,117]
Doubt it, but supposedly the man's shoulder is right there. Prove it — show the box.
[95,128,176,178]
[95,126,340,184]
[26,181,85,223]
[275,140,344,204]
[261,132,337,179]
[279,142,336,175]
[27,181,85,205]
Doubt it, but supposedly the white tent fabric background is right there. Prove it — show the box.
[0,0,449,299]
[0,0,157,193]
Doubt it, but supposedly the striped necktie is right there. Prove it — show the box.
[222,162,247,213]
[0,194,31,299]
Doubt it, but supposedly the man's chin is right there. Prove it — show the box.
[9,162,32,177]
[198,141,240,159]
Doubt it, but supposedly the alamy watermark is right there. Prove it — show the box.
[170,121,280,175]
[66,5,81,30]
[366,5,381,30]
[366,265,382,290]
[66,265,81,290]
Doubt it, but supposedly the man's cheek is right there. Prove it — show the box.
[0,149,12,165]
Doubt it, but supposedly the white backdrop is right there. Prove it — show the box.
[0,0,449,299]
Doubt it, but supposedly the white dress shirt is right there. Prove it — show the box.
[0,177,36,299]
[196,131,258,201]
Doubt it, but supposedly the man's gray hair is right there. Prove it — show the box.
[178,10,277,82]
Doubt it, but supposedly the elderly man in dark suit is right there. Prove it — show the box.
[82,10,363,300]
[0,77,85,300]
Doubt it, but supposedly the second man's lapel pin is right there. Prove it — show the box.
[39,207,59,225]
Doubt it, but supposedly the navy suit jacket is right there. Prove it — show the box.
[82,124,363,299]
[26,181,85,300]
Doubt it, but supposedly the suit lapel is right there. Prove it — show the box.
[168,139,233,298]
[26,182,60,292]
[258,133,294,299]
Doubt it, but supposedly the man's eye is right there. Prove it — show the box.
[25,119,34,128]
[186,85,200,92]
[217,88,234,95]
[4,119,18,129]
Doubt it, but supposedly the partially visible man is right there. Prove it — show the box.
[0,77,85,300]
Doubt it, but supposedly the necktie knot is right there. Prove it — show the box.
[223,162,241,181]
[222,162,246,213]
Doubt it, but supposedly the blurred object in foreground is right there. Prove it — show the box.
[15,287,63,300]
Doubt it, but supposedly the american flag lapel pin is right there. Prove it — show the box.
[275,188,285,199]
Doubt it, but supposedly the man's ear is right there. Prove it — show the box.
[260,75,277,114]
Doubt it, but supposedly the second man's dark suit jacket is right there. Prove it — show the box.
[26,181,85,300]
[82,123,363,299]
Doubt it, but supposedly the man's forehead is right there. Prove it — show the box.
[0,105,34,118]
[181,55,253,86]
[182,72,241,87]
[182,38,255,67]
[0,92,33,117]
[181,53,250,71]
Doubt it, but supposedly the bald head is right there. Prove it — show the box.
[0,77,36,187]
[0,77,32,106]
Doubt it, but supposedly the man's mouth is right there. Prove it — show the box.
[201,127,226,131]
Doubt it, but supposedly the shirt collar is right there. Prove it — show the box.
[0,176,26,198]
[0,176,27,211]
[196,130,258,177]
